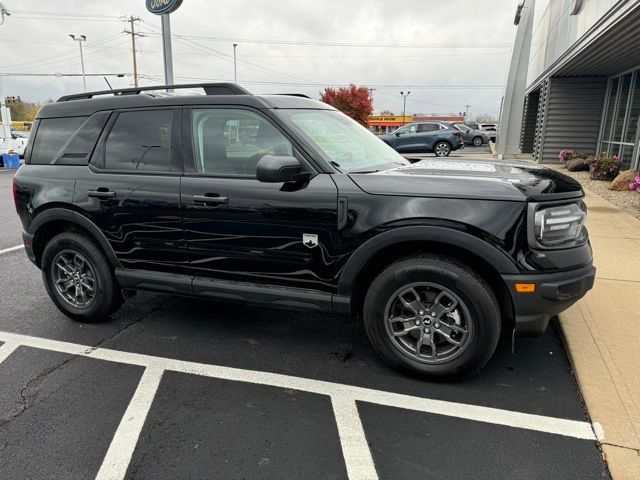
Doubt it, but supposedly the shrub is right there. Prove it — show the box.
[558,149,585,163]
[588,154,622,181]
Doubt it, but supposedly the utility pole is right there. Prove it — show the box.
[69,34,87,92]
[124,16,144,87]
[464,104,471,121]
[233,43,238,83]
[400,91,410,125]
[0,2,11,139]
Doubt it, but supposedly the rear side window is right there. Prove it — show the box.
[418,123,437,133]
[104,110,175,172]
[30,116,87,165]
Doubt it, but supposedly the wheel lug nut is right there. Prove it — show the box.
[435,322,440,328]
[424,328,430,333]
[431,312,436,317]
[414,320,421,326]
[419,310,424,316]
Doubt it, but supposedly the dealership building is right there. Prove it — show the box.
[498,0,640,171]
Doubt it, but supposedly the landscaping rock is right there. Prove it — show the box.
[609,169,640,191]
[566,157,589,172]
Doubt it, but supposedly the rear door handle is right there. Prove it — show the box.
[88,189,116,199]
[192,194,229,205]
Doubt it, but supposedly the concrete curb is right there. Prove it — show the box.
[556,186,640,480]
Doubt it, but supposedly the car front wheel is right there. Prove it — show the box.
[472,136,483,147]
[363,255,501,380]
[433,141,451,157]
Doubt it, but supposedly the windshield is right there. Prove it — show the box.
[279,109,409,173]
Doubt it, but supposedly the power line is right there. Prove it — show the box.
[143,32,511,49]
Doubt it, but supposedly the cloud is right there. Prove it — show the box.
[0,0,517,117]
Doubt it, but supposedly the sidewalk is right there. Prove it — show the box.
[557,188,640,479]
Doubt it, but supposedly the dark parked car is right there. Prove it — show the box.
[13,83,595,379]
[379,122,464,156]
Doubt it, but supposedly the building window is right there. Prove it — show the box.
[599,70,640,170]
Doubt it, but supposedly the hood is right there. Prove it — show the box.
[348,158,583,202]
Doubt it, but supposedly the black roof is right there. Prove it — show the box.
[37,82,333,119]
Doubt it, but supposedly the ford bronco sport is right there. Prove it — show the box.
[13,83,595,379]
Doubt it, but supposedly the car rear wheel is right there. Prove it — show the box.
[433,141,451,157]
[42,232,122,322]
[363,255,501,380]
[472,136,483,147]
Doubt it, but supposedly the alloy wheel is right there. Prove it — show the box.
[384,283,472,364]
[435,142,450,156]
[51,250,97,308]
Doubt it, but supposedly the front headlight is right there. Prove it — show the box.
[534,202,586,246]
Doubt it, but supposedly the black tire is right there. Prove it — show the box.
[42,232,122,322]
[472,136,483,147]
[363,255,500,380]
[433,141,451,157]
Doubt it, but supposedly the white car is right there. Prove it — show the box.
[0,131,29,159]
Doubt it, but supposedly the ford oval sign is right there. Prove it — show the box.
[146,0,183,15]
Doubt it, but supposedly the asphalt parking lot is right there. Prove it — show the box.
[0,167,609,479]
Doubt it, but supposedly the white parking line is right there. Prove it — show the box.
[95,366,164,480]
[0,244,24,255]
[332,397,379,480]
[0,330,599,480]
[0,340,20,364]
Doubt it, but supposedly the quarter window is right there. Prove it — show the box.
[30,116,87,165]
[104,110,175,172]
[191,109,293,176]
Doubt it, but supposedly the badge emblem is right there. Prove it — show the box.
[303,233,318,248]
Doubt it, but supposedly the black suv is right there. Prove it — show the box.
[13,83,595,379]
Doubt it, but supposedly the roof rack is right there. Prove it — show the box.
[57,82,251,102]
[276,93,311,99]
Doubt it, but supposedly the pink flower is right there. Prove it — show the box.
[631,183,636,190]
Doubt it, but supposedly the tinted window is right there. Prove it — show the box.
[418,123,437,133]
[104,110,174,172]
[30,116,86,165]
[55,111,110,165]
[191,109,293,176]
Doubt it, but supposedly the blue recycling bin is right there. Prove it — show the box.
[1,153,20,169]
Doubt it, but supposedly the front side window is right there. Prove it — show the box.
[191,109,293,176]
[104,110,174,172]
[280,109,409,173]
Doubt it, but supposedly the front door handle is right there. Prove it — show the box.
[192,194,229,205]
[88,189,116,199]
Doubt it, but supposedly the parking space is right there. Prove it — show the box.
[0,170,609,479]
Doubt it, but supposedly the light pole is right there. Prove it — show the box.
[69,34,87,92]
[400,91,410,125]
[233,43,238,83]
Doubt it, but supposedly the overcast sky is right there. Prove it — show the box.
[0,0,518,119]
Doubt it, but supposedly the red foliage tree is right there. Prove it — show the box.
[319,85,373,126]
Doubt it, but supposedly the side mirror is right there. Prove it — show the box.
[395,132,401,137]
[256,155,305,183]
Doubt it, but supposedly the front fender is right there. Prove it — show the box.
[336,225,519,298]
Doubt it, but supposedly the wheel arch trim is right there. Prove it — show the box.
[29,208,122,268]
[336,226,518,297]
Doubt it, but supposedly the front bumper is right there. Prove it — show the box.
[502,264,596,336]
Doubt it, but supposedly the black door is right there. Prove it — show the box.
[75,108,188,274]
[180,107,339,294]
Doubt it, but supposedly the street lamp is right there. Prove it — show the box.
[400,91,410,125]
[69,34,87,92]
[233,43,238,83]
